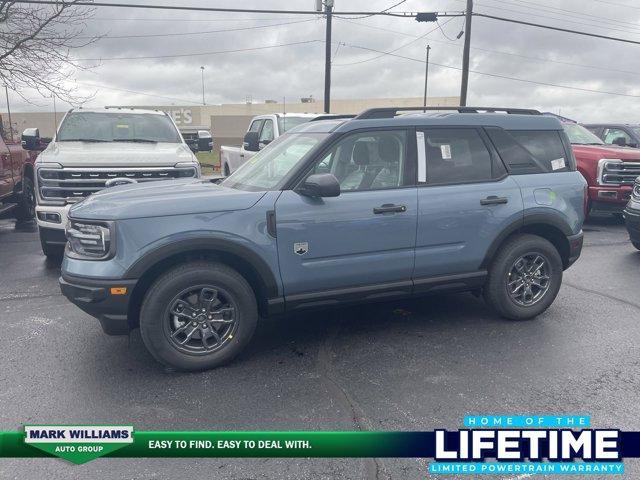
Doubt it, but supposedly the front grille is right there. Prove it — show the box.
[38,166,197,203]
[599,161,640,185]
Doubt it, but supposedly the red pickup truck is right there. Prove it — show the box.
[561,122,640,215]
[0,124,39,221]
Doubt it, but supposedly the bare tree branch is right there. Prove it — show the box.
[0,0,101,105]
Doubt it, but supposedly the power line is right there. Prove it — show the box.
[338,42,640,99]
[76,39,322,62]
[590,0,640,9]
[74,81,204,105]
[12,1,418,17]
[332,17,458,66]
[335,0,407,20]
[335,17,640,76]
[475,13,640,45]
[77,18,318,39]
[90,16,305,22]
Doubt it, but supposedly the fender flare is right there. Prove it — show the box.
[123,236,280,299]
[480,211,573,269]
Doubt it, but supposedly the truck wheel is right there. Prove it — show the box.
[483,234,563,321]
[40,234,64,259]
[140,261,258,371]
[632,241,640,251]
[15,177,35,221]
[223,163,230,176]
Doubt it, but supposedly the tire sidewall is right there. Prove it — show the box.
[140,263,257,371]
[487,235,563,320]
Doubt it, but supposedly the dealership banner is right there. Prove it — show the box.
[1,416,639,473]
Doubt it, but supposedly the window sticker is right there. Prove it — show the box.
[551,158,566,171]
[440,144,452,160]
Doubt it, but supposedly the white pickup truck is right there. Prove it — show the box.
[219,113,329,176]
[35,107,200,258]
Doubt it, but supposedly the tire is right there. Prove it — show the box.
[15,177,35,221]
[483,234,563,321]
[632,241,640,251]
[40,233,64,259]
[140,261,258,371]
[223,163,230,177]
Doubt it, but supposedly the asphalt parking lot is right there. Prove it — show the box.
[1,216,639,480]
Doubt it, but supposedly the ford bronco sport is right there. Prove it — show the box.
[60,107,587,371]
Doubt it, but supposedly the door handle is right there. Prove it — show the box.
[480,196,508,206]
[373,204,407,214]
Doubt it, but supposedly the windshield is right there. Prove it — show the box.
[222,133,327,191]
[562,123,604,145]
[277,116,313,133]
[631,127,640,139]
[57,112,181,143]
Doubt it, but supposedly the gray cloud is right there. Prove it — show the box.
[7,0,640,123]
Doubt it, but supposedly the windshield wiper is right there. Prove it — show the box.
[117,138,158,143]
[59,138,110,142]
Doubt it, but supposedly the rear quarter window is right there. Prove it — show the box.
[486,128,574,174]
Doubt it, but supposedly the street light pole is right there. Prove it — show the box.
[323,0,334,114]
[4,85,13,142]
[423,44,431,109]
[460,0,473,106]
[200,66,205,105]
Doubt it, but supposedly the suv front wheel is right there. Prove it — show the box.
[484,234,563,320]
[140,261,258,371]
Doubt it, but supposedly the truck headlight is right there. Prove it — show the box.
[597,158,623,185]
[65,220,114,260]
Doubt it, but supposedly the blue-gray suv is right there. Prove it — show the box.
[60,107,587,371]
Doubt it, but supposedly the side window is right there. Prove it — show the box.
[508,130,569,172]
[602,128,631,145]
[309,130,408,191]
[489,129,573,174]
[259,119,275,144]
[420,129,493,184]
[248,119,264,133]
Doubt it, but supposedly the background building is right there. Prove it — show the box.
[1,96,460,147]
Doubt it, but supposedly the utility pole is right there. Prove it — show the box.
[323,0,334,114]
[423,44,431,109]
[4,85,13,142]
[460,0,473,106]
[200,66,206,105]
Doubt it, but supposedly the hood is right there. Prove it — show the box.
[69,179,266,220]
[37,141,197,167]
[572,144,640,160]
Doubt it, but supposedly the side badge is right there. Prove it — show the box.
[294,242,309,256]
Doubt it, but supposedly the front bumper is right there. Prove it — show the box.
[566,231,584,268]
[59,274,137,335]
[623,205,640,245]
[589,185,633,212]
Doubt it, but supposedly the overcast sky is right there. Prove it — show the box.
[8,0,640,122]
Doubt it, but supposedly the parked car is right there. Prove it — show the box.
[623,177,640,250]
[559,120,640,215]
[0,123,40,221]
[220,113,333,176]
[181,129,213,153]
[35,107,201,258]
[584,123,640,149]
[60,106,586,371]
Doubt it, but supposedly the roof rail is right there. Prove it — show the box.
[309,114,356,122]
[355,106,542,120]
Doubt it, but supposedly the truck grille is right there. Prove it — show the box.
[599,161,640,185]
[37,166,197,203]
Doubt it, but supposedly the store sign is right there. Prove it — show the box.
[167,108,193,125]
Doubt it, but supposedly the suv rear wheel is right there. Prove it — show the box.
[484,234,563,320]
[140,261,258,371]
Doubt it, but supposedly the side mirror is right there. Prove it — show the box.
[243,131,260,152]
[612,136,627,147]
[21,128,41,151]
[297,173,340,198]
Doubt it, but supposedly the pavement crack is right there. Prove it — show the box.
[0,292,61,302]
[563,281,640,311]
[315,321,388,480]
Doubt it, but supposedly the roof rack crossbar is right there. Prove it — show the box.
[309,114,357,122]
[355,106,542,120]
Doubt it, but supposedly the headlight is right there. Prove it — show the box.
[633,182,640,199]
[597,158,623,185]
[65,220,114,260]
